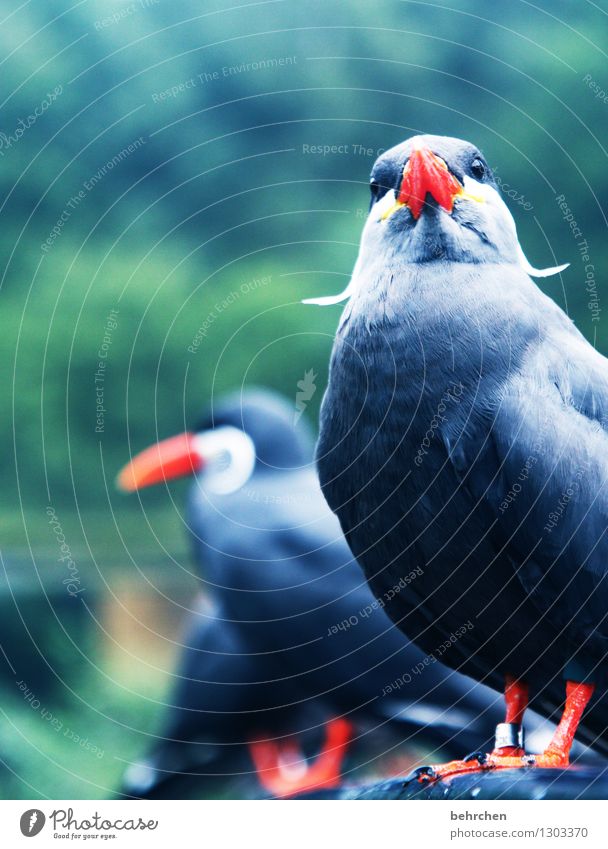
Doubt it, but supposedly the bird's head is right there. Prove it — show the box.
[116,389,313,495]
[368,134,514,264]
[305,134,567,305]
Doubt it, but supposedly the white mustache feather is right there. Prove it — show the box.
[302,257,361,305]
[516,243,569,278]
[302,220,569,306]
[302,283,354,306]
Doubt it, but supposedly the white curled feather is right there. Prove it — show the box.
[302,254,362,305]
[302,281,356,306]
[302,209,569,306]
[516,243,569,278]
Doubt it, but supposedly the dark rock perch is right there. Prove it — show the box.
[344,766,608,800]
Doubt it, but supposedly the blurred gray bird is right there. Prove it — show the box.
[117,389,524,798]
[310,134,608,781]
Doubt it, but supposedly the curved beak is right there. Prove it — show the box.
[397,145,463,219]
[116,432,204,492]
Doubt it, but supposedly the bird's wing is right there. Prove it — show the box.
[444,324,608,654]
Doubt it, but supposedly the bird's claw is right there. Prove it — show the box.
[402,765,437,785]
[403,744,571,788]
[463,750,488,765]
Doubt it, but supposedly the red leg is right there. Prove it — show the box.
[533,681,595,767]
[504,674,529,724]
[249,718,353,798]
[491,675,528,757]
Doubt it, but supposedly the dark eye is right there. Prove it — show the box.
[370,180,382,201]
[470,158,486,180]
[369,179,389,209]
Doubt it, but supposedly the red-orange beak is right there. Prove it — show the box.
[116,432,204,492]
[397,146,463,219]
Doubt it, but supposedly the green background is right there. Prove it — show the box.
[1,0,607,797]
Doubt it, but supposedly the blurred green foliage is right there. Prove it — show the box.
[0,0,607,797]
[2,0,608,514]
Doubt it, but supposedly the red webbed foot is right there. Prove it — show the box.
[249,717,353,798]
[405,678,594,786]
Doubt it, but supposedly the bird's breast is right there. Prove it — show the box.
[317,278,522,614]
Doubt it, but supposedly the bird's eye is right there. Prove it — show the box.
[369,179,390,209]
[470,158,486,180]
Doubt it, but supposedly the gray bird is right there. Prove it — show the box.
[309,134,608,780]
[117,389,527,797]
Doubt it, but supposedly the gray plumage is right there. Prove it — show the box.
[316,134,608,753]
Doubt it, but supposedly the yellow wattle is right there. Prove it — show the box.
[380,199,406,221]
